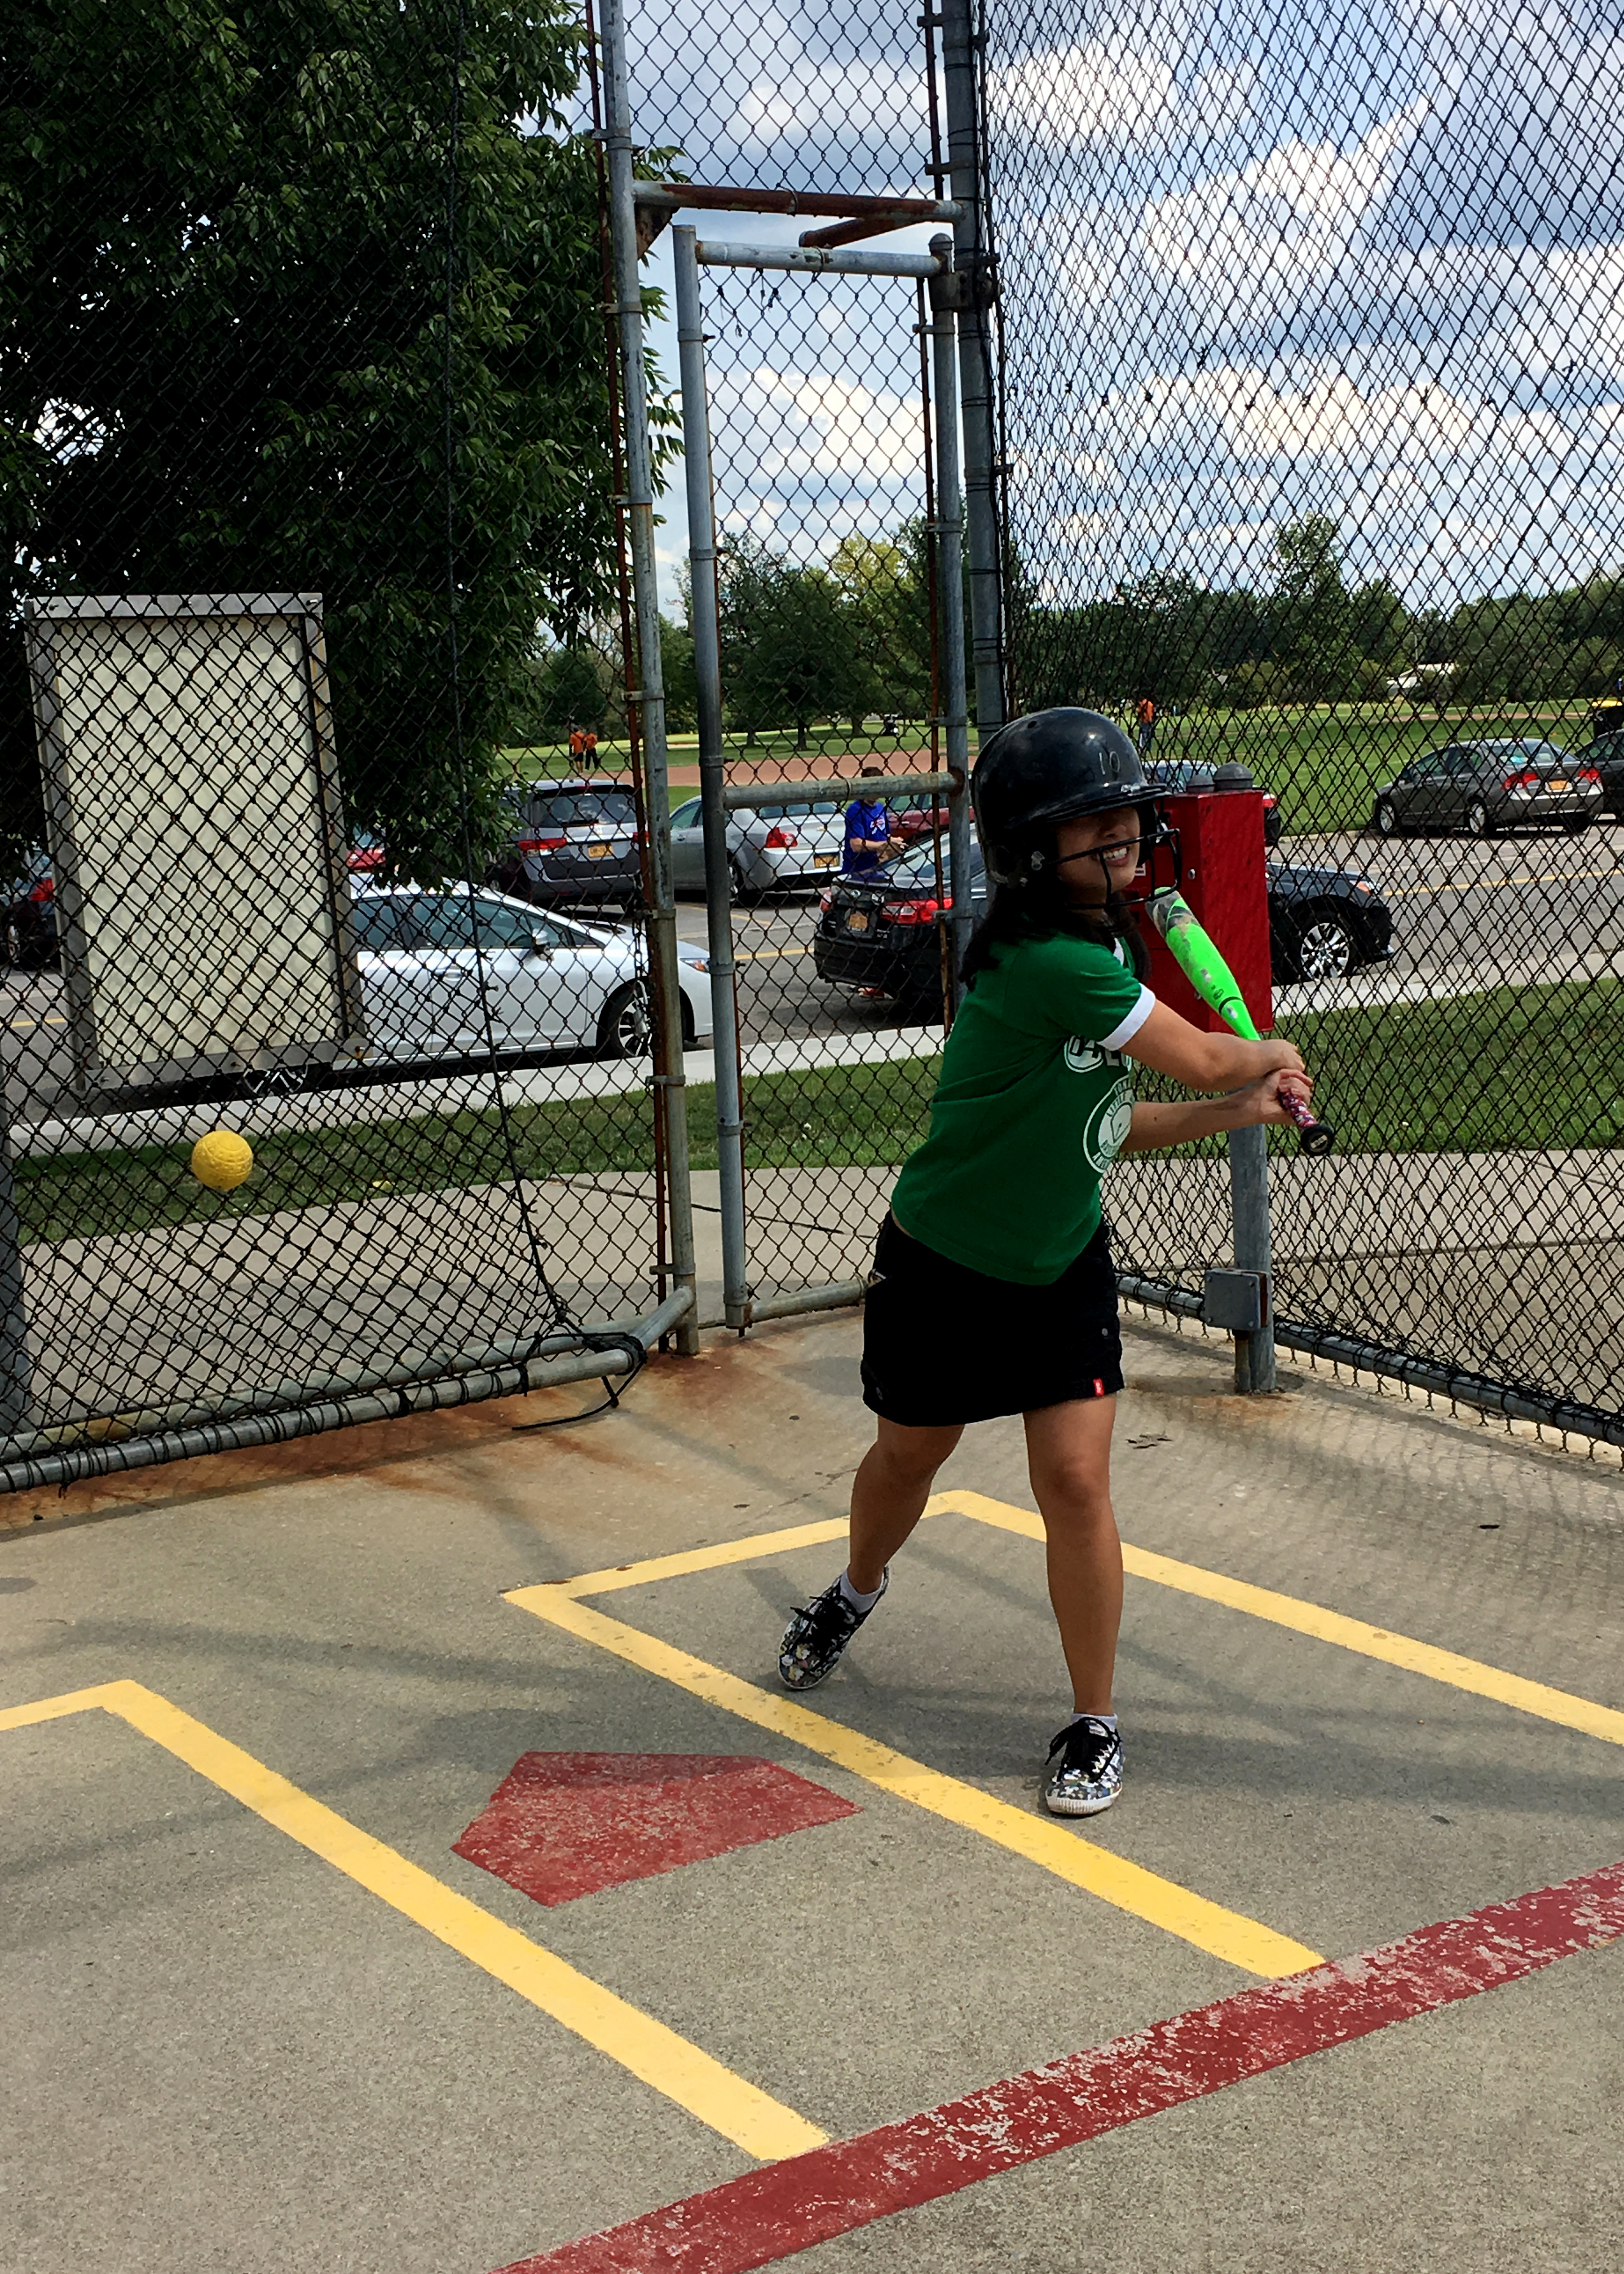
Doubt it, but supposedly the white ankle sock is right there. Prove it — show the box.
[1069,1710,1118,1732]
[839,1570,885,1614]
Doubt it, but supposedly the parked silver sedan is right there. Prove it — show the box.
[669,796,848,897]
[1371,740,1602,838]
[349,886,711,1060]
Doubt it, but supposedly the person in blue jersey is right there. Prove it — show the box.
[843,765,892,877]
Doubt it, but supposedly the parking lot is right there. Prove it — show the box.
[682,821,1624,1038]
[3,1308,1621,2271]
[6,823,1621,1129]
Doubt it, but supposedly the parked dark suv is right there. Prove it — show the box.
[813,841,1394,1015]
[488,778,643,909]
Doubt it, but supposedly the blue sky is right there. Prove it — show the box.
[615,0,1624,611]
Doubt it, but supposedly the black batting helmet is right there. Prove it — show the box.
[971,707,1163,886]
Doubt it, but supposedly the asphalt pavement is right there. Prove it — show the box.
[2,1307,1621,2271]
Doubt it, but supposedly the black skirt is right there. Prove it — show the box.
[860,1214,1123,1427]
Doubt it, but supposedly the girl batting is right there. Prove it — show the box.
[776,708,1312,1817]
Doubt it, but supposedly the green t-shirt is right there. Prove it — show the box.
[890,930,1154,1284]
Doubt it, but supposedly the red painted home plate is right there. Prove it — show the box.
[453,1753,860,1906]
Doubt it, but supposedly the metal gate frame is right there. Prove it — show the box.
[600,0,1006,1337]
[676,226,966,1330]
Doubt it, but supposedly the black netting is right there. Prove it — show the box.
[983,0,1624,1436]
[1,0,675,1484]
[30,0,1617,1473]
[616,0,939,192]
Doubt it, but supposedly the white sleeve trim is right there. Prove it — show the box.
[1099,985,1156,1052]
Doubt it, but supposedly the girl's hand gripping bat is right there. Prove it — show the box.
[1144,888,1335,1156]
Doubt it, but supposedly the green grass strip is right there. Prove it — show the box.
[15,979,1619,1248]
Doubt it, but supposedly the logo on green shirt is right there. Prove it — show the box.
[1066,1038,1132,1170]
[889,933,1146,1285]
[1082,1075,1135,1172]
[1063,1034,1127,1076]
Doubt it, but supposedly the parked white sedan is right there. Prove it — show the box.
[349,886,711,1060]
[669,795,848,896]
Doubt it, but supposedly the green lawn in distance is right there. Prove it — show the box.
[19,979,1622,1248]
[505,701,1601,835]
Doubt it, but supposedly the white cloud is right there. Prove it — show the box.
[988,36,1254,151]
[706,365,923,481]
[735,57,924,151]
[1138,100,1431,308]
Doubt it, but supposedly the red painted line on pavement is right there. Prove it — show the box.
[496,1858,1624,2274]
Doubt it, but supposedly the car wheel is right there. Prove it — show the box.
[1290,910,1357,981]
[728,861,757,907]
[1,919,20,969]
[1466,799,1494,838]
[596,981,652,1060]
[1373,798,1399,839]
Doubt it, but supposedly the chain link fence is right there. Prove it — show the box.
[1,0,685,1488]
[981,0,1624,1440]
[679,259,952,1311]
[14,0,1623,1480]
[603,0,965,1322]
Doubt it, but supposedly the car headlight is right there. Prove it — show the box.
[683,954,710,973]
[1351,879,1375,894]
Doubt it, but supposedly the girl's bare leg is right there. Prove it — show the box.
[847,1417,964,1593]
[1023,1396,1123,1713]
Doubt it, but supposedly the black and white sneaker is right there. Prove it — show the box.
[778,1572,888,1691]
[1043,1716,1124,1817]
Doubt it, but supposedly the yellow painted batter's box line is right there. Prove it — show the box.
[934,1491,1624,1752]
[506,1580,1323,1980]
[0,1680,824,2164]
[549,1488,1624,1751]
[507,1487,1624,1980]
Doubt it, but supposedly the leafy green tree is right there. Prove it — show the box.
[828,533,930,725]
[717,536,859,747]
[2,0,620,880]
[659,614,697,734]
[511,640,622,745]
[1348,578,1410,677]
[1267,516,1355,699]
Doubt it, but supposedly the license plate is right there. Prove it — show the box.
[845,910,871,933]
[586,842,612,860]
[1546,778,1570,792]
[814,852,837,869]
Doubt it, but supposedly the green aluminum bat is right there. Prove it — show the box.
[1144,888,1334,1155]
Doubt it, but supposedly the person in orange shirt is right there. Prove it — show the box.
[1135,693,1155,756]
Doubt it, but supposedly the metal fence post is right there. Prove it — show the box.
[601,0,699,1351]
[939,0,1004,734]
[1227,1123,1276,1394]
[673,227,750,1329]
[927,238,973,1004]
[0,1110,29,1437]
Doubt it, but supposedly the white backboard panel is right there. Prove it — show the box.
[23,595,362,1099]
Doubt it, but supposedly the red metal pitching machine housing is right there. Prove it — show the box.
[1128,775,1273,1034]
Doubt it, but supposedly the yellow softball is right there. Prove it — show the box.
[189,1129,254,1193]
